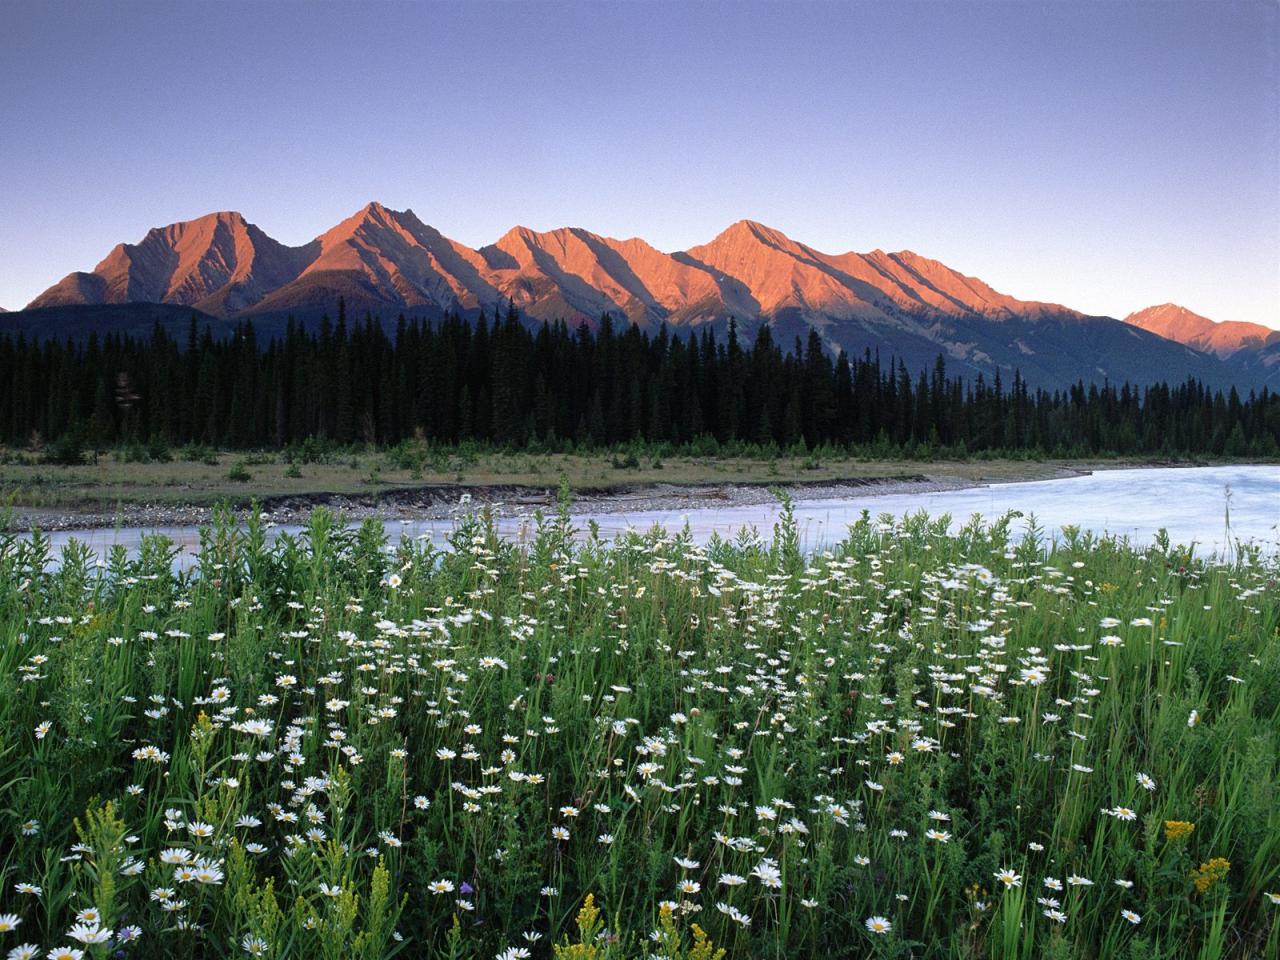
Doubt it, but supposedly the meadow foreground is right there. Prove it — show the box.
[0,506,1276,959]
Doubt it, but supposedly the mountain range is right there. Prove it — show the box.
[9,203,1278,390]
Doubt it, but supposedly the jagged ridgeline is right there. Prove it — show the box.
[0,301,1277,457]
[10,205,1278,392]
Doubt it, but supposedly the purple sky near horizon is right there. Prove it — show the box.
[1,0,1277,327]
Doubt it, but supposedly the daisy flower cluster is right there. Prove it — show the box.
[0,507,1275,958]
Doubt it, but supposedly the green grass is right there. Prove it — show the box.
[0,450,1090,512]
[0,505,1276,959]
[0,445,1114,512]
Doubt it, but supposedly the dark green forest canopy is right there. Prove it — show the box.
[2,303,1278,457]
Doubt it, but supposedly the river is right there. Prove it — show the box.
[26,464,1280,567]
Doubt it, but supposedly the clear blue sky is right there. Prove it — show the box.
[2,0,1276,327]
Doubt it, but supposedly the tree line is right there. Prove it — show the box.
[2,301,1278,459]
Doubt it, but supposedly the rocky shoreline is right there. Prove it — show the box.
[3,468,1091,533]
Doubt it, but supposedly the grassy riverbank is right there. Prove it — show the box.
[0,445,1230,514]
[0,509,1276,958]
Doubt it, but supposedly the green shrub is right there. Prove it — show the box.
[44,431,87,466]
[181,442,220,465]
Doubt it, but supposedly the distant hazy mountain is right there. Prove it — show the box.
[15,203,1271,390]
[1125,303,1279,357]
[1123,304,1279,390]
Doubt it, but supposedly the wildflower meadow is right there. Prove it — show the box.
[0,502,1277,959]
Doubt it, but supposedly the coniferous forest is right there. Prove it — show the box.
[2,301,1278,459]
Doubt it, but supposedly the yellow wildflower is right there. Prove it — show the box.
[1190,858,1230,894]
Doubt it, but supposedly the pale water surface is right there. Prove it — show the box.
[29,465,1280,567]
